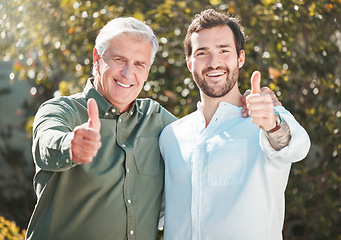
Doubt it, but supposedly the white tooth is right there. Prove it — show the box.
[116,80,131,88]
[208,73,222,77]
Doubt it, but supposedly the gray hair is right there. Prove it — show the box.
[92,17,159,77]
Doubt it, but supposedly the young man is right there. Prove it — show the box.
[159,9,311,240]
[25,17,176,240]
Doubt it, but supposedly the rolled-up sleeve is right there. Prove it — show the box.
[260,106,311,165]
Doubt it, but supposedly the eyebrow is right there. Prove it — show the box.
[110,53,149,65]
[194,44,233,52]
[217,44,233,49]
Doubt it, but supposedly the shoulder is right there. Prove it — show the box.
[135,98,163,113]
[34,93,86,127]
[167,110,197,128]
[39,92,85,111]
[136,98,177,120]
[161,110,198,137]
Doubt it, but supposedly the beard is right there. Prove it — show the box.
[193,65,239,98]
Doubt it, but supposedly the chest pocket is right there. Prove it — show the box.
[207,139,247,186]
[134,136,163,176]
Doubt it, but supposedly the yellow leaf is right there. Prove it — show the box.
[309,2,316,16]
[133,12,144,21]
[269,83,277,91]
[229,2,235,14]
[209,0,222,6]
[177,1,186,8]
[261,0,276,7]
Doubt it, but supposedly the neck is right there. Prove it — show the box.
[200,84,243,127]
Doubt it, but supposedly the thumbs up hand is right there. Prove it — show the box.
[244,71,277,132]
[241,71,282,118]
[71,98,102,164]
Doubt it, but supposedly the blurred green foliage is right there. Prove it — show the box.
[0,0,340,239]
[0,216,25,240]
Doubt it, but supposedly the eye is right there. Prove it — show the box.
[135,62,146,69]
[114,57,125,63]
[195,51,206,57]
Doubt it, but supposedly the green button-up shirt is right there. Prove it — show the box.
[25,79,176,240]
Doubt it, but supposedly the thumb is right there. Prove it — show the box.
[251,71,261,94]
[87,98,101,133]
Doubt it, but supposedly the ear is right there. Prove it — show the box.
[93,48,102,77]
[93,48,100,61]
[238,50,245,69]
[186,56,192,72]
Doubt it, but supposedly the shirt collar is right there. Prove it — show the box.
[196,101,243,123]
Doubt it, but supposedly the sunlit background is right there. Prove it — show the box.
[0,0,340,239]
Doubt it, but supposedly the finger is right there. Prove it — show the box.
[71,145,99,159]
[273,101,282,106]
[247,107,274,119]
[250,116,276,132]
[74,127,101,142]
[71,140,102,164]
[241,106,249,118]
[251,71,261,94]
[260,87,282,106]
[241,89,251,118]
[72,133,102,150]
[246,93,272,105]
[87,98,101,133]
[242,89,251,98]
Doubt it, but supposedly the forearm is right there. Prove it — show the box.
[33,129,75,171]
[266,119,291,151]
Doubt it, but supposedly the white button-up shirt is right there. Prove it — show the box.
[159,102,310,240]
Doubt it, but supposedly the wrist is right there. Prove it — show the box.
[267,110,282,133]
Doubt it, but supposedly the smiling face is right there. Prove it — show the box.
[187,25,245,99]
[93,33,152,113]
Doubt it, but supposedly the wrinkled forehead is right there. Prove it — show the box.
[104,34,152,62]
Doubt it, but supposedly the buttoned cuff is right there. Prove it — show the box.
[59,132,77,168]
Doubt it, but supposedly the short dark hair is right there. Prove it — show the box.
[184,9,245,58]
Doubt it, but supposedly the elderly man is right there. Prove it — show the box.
[25,17,176,240]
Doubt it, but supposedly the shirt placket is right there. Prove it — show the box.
[191,139,205,240]
[117,113,136,240]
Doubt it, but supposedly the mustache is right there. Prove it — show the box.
[202,66,229,75]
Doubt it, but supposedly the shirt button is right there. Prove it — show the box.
[127,168,130,173]
[65,158,70,164]
[122,144,126,147]
[119,118,122,122]
[111,109,116,113]
[105,112,109,116]
[128,199,131,204]
[130,230,134,235]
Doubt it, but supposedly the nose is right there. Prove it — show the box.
[208,54,220,69]
[121,63,134,79]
